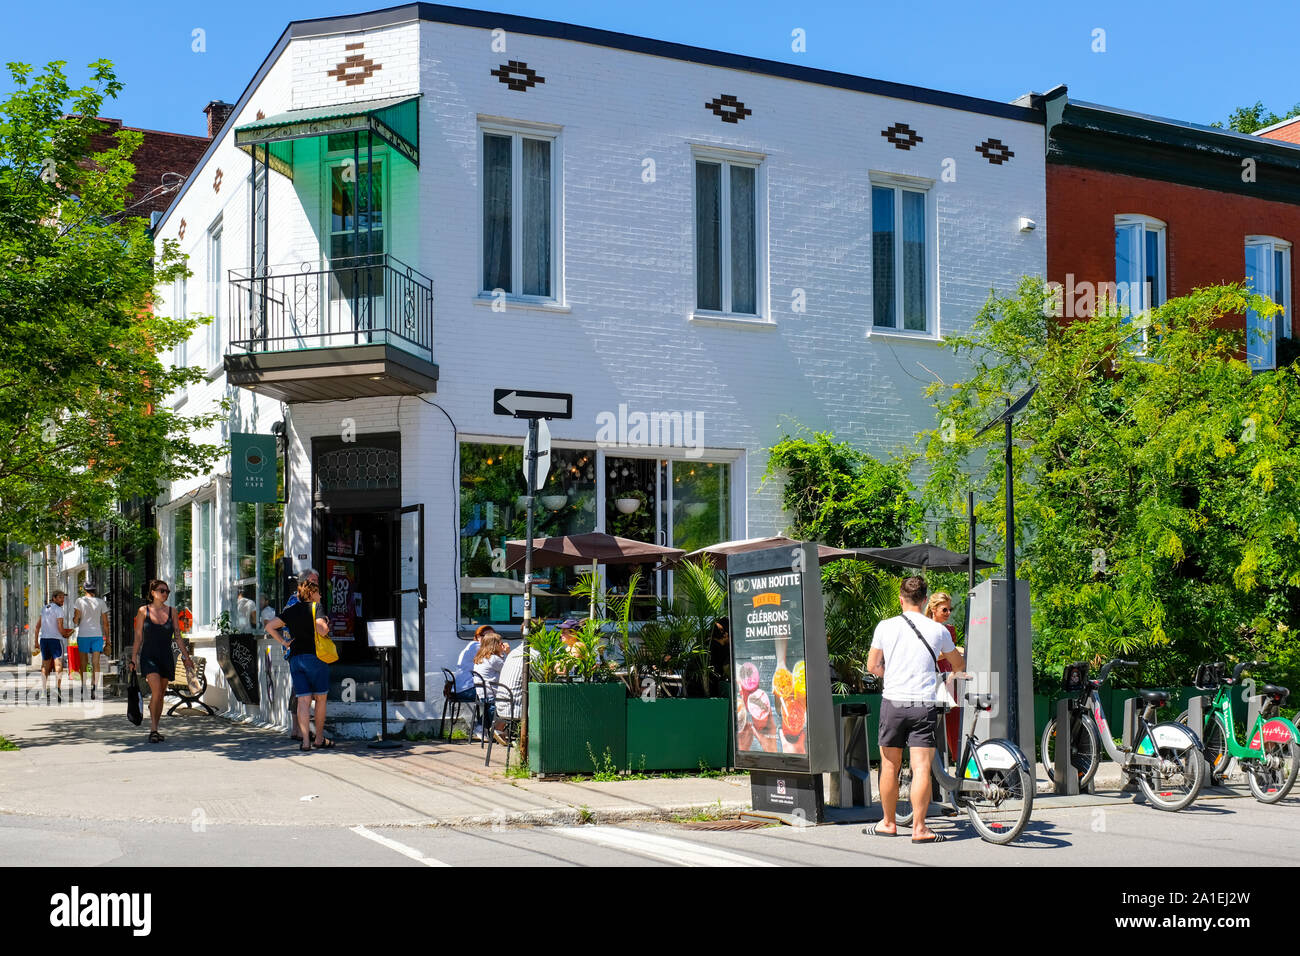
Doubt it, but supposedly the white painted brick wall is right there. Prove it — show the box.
[154,11,1046,715]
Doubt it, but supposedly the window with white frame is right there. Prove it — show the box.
[171,275,187,364]
[207,220,223,368]
[481,123,558,300]
[1114,215,1166,329]
[871,176,934,334]
[1245,236,1292,370]
[694,151,761,317]
[195,498,215,628]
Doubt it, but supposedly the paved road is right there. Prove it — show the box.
[7,790,1297,867]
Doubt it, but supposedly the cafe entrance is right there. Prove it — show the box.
[312,434,425,702]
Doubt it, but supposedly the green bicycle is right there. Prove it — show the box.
[1176,661,1300,804]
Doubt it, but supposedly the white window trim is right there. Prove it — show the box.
[690,145,770,326]
[867,171,939,340]
[1114,213,1167,312]
[1245,235,1292,370]
[320,139,390,263]
[206,219,224,375]
[477,119,564,306]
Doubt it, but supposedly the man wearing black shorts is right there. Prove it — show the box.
[866,576,965,844]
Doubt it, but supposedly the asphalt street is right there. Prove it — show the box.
[5,791,1297,867]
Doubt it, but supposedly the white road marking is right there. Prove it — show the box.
[553,826,776,867]
[350,825,451,867]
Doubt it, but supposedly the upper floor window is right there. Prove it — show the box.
[1246,236,1292,370]
[694,151,762,318]
[871,175,934,334]
[171,277,187,368]
[325,137,386,260]
[207,220,223,368]
[1114,215,1166,331]
[481,123,558,300]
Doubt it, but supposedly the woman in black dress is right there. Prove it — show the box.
[131,579,196,744]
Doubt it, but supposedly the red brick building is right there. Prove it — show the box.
[1024,86,1300,370]
[85,100,231,222]
[1259,116,1300,146]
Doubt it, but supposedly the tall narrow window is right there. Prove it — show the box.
[172,277,187,368]
[481,127,556,299]
[328,159,385,260]
[872,182,931,333]
[1114,215,1166,332]
[1245,236,1292,370]
[694,156,760,316]
[207,221,223,367]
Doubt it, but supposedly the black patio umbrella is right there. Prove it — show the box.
[849,543,996,573]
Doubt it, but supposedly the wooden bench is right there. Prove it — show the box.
[165,640,215,716]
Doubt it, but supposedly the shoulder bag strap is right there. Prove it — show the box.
[899,614,942,675]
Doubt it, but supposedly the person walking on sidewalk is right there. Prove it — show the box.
[34,590,73,703]
[131,580,197,744]
[264,578,333,751]
[72,580,110,700]
[865,576,966,844]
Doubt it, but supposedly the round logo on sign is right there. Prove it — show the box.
[244,447,266,475]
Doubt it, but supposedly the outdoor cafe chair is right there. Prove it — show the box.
[472,672,497,750]
[440,668,481,742]
[484,677,522,769]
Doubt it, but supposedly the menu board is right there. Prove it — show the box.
[730,568,810,766]
[215,633,260,705]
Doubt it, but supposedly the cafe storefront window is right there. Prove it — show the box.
[170,507,193,625]
[459,441,596,629]
[232,500,285,632]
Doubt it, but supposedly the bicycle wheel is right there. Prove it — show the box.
[1195,714,1230,784]
[1245,739,1300,804]
[1136,731,1204,812]
[1041,714,1100,788]
[962,741,1034,844]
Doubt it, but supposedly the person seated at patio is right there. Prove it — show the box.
[453,625,493,738]
[556,618,584,677]
[473,632,509,732]
[495,634,539,745]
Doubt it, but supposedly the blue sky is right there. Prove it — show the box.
[2,0,1297,136]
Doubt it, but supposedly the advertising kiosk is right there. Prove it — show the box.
[728,542,837,823]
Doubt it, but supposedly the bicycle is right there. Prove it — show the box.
[1176,661,1299,804]
[893,678,1035,845]
[1040,658,1204,811]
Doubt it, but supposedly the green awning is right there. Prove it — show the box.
[234,94,420,169]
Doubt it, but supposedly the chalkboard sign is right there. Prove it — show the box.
[215,633,261,705]
[727,542,836,774]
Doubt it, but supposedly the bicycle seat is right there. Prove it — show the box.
[1139,690,1169,706]
[964,692,996,711]
[1261,684,1290,703]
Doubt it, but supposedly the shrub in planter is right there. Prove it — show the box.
[625,697,728,771]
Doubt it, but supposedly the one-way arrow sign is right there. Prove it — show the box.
[493,388,573,420]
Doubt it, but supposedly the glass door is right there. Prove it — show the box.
[326,141,385,345]
[392,504,424,700]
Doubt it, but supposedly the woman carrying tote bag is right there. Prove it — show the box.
[264,579,334,751]
[131,579,197,744]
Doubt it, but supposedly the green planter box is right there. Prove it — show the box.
[528,682,627,775]
[626,698,729,772]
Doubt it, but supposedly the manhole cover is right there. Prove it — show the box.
[677,819,767,831]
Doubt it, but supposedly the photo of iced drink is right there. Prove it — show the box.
[736,693,755,751]
[748,689,779,752]
[738,662,760,698]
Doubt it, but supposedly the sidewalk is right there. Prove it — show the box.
[0,665,1239,829]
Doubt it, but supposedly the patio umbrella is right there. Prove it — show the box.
[849,543,997,573]
[503,532,686,619]
[669,535,857,568]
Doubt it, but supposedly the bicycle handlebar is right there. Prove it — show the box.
[1232,660,1269,682]
[1093,658,1138,689]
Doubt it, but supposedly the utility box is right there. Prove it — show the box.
[965,578,1034,759]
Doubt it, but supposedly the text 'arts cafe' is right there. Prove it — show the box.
[144,2,1051,735]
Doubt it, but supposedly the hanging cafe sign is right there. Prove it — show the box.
[231,432,278,504]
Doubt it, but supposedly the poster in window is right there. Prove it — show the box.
[326,557,356,640]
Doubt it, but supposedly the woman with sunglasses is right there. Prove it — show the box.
[264,578,333,751]
[131,579,196,744]
[925,592,961,760]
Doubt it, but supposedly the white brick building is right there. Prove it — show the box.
[153,3,1045,733]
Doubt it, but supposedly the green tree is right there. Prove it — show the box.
[920,277,1300,689]
[0,60,221,556]
[1211,101,1300,134]
[762,430,922,548]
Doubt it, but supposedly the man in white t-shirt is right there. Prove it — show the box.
[866,576,965,844]
[72,580,111,699]
[33,590,73,702]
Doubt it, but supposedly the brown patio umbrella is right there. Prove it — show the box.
[669,535,857,568]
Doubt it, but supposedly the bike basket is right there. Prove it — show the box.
[1062,662,1090,693]
[1193,663,1223,689]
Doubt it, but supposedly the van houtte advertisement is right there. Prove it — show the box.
[730,570,809,761]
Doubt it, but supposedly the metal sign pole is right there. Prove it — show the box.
[1004,402,1019,750]
[518,416,539,762]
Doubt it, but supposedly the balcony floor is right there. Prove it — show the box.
[224,343,439,403]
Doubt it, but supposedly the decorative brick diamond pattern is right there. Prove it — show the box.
[881,122,923,150]
[491,60,545,92]
[327,45,383,87]
[213,168,223,193]
[178,219,186,241]
[975,138,1015,165]
[255,110,265,120]
[705,94,752,124]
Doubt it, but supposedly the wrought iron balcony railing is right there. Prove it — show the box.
[228,255,433,356]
